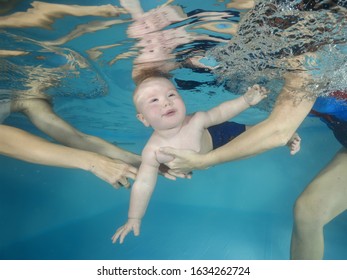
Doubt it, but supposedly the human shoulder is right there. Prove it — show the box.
[186,111,208,126]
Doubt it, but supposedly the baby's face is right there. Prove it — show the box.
[134,77,186,130]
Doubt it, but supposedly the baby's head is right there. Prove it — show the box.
[133,76,186,131]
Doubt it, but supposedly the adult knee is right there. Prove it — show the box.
[293,192,326,229]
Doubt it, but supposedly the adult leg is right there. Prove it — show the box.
[291,148,347,259]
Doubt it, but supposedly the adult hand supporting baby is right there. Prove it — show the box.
[159,147,207,174]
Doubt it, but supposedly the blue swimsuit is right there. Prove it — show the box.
[207,121,246,149]
[311,91,347,148]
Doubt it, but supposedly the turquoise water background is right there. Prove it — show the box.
[1,0,347,259]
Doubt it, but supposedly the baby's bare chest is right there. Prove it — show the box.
[154,128,211,164]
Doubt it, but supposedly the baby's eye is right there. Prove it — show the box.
[150,98,159,103]
[168,92,177,97]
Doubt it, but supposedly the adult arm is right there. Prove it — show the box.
[161,73,316,172]
[0,2,124,29]
[16,98,141,167]
[0,124,134,188]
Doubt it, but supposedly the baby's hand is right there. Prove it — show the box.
[112,218,141,244]
[287,132,301,155]
[243,84,268,106]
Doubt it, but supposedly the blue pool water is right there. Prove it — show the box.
[1,0,347,260]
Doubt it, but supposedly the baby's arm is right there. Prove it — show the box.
[199,84,268,128]
[112,147,159,244]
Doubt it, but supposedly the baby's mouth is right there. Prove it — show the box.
[163,109,176,117]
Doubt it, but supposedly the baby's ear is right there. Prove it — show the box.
[136,113,150,127]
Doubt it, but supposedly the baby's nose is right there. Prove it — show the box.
[163,98,172,106]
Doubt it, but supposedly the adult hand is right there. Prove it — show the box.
[159,147,207,174]
[89,156,137,189]
[159,163,192,180]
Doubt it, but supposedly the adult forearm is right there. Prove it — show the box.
[21,100,141,167]
[203,118,289,167]
[51,130,141,167]
[68,134,141,167]
[203,95,314,167]
[87,135,141,165]
[0,125,92,170]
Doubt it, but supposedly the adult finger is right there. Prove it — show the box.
[125,169,137,181]
[127,165,138,175]
[162,172,177,180]
[118,177,130,189]
[112,181,121,190]
[167,169,192,179]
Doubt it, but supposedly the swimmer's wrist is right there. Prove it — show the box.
[82,152,100,172]
[202,150,223,169]
[199,153,212,169]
